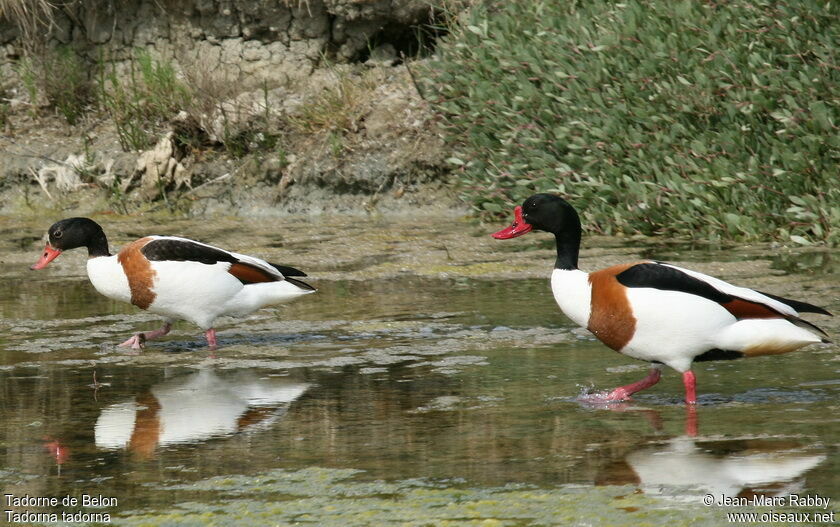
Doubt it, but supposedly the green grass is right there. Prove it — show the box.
[426,0,839,244]
[99,50,285,159]
[17,46,93,125]
[289,67,377,136]
[99,49,192,151]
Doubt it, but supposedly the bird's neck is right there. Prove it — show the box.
[554,236,580,270]
[87,232,111,258]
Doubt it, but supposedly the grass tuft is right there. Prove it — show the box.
[0,0,55,45]
[17,46,93,124]
[289,67,376,135]
[99,49,192,151]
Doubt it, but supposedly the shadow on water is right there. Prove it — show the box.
[771,250,837,275]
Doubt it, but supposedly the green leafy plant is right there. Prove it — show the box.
[426,0,838,244]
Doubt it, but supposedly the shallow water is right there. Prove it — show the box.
[1,215,837,526]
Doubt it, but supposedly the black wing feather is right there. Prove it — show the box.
[141,238,238,265]
[755,290,832,316]
[616,263,732,303]
[270,263,307,277]
[284,277,316,291]
[617,262,830,325]
[142,238,311,285]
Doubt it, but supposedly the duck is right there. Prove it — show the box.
[31,217,316,350]
[491,194,831,404]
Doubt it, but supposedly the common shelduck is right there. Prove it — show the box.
[31,217,316,350]
[492,194,831,404]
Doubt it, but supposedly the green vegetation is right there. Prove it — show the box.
[115,466,823,526]
[217,81,282,159]
[428,0,838,244]
[289,67,376,135]
[99,50,192,151]
[17,46,93,125]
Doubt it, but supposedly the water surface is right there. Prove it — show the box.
[1,215,837,525]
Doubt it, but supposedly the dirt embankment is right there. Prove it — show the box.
[0,0,458,217]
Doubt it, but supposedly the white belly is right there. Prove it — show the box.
[88,256,242,328]
[87,256,313,329]
[147,260,243,328]
[622,288,736,371]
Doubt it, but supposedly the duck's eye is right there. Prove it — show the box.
[53,230,63,239]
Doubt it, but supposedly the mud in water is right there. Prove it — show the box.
[0,214,837,526]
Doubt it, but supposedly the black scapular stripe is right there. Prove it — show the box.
[616,263,733,303]
[142,238,311,286]
[141,238,238,265]
[617,262,831,320]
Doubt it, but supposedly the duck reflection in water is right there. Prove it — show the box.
[593,405,825,499]
[94,368,310,459]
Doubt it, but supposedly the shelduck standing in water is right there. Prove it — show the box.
[491,194,831,404]
[31,217,316,350]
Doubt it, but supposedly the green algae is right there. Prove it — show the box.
[113,467,829,527]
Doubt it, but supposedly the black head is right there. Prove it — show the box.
[492,194,582,238]
[519,194,581,235]
[491,194,583,270]
[47,218,106,251]
[31,218,109,270]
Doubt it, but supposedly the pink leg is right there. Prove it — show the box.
[683,370,697,405]
[605,367,663,401]
[118,323,172,350]
[204,328,218,350]
[685,405,698,437]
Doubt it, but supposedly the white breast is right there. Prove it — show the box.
[550,269,592,328]
[87,256,132,303]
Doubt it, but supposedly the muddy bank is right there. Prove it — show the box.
[0,60,454,217]
[0,0,454,217]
